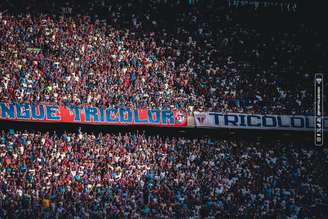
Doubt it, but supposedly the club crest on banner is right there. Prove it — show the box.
[174,111,186,124]
[196,114,206,124]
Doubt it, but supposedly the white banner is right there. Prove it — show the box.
[194,112,328,131]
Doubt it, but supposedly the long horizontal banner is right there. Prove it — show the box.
[0,103,187,127]
[194,112,328,131]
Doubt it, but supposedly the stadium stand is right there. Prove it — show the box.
[0,0,327,114]
[0,130,327,218]
[0,0,327,218]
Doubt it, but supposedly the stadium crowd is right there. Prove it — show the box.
[0,0,327,115]
[0,129,327,218]
[0,1,327,219]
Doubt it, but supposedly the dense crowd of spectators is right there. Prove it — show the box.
[0,129,327,218]
[0,0,327,115]
[0,2,327,219]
